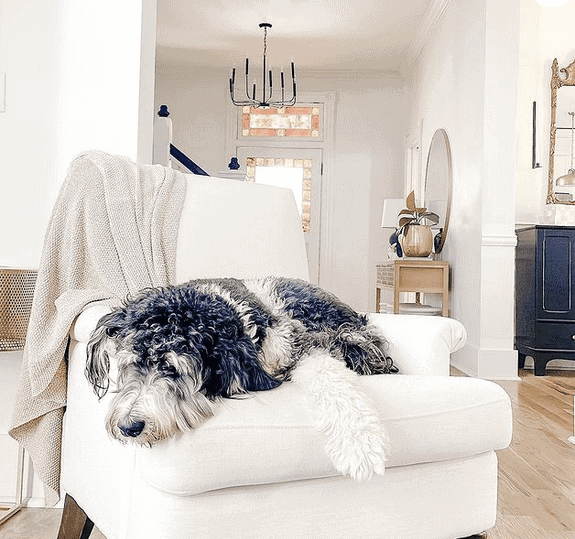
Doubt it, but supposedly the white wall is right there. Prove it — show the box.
[155,64,407,311]
[0,0,59,269]
[407,0,520,379]
[516,0,575,224]
[0,0,157,267]
[0,0,157,506]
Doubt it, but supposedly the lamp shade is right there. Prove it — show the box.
[381,198,405,228]
[556,170,575,186]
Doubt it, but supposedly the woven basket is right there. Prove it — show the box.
[0,268,37,351]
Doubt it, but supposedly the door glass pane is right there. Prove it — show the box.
[246,157,312,233]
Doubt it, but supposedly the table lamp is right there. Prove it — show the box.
[381,198,405,258]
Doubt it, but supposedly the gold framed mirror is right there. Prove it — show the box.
[547,57,575,204]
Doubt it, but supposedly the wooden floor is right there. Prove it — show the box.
[488,369,575,538]
[451,367,575,539]
[0,507,106,539]
[1,368,574,539]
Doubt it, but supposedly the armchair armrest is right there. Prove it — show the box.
[71,305,113,343]
[367,313,467,376]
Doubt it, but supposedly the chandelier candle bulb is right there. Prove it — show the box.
[262,60,267,100]
[229,69,235,95]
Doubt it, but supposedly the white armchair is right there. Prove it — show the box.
[58,173,512,539]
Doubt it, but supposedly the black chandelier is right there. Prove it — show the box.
[229,23,297,109]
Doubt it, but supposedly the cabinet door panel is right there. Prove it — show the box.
[537,229,575,319]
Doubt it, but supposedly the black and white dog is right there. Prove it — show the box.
[86,277,396,479]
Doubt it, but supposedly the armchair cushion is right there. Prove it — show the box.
[138,374,511,497]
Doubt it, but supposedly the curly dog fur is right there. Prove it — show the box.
[86,277,396,479]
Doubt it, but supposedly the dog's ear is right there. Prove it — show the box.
[85,320,112,399]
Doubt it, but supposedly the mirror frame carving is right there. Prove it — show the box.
[547,57,575,204]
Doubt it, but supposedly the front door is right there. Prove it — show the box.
[237,147,323,283]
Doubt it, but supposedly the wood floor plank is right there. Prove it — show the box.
[516,388,573,433]
[526,375,574,407]
[487,513,572,539]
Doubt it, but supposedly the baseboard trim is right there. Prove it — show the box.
[18,496,46,508]
[452,343,520,380]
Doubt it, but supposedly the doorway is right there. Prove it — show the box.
[236,146,323,283]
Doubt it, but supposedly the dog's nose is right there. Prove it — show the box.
[119,420,145,438]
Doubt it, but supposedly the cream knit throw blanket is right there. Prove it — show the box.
[9,151,187,506]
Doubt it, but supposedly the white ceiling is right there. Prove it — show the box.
[156,0,436,74]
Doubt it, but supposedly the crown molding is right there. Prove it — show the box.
[406,0,452,67]
[294,68,405,81]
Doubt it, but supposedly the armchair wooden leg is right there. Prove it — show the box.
[57,494,94,539]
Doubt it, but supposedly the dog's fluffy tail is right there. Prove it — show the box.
[291,349,389,480]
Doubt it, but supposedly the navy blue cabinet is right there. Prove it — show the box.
[515,225,575,375]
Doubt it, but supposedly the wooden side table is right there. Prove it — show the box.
[376,260,450,316]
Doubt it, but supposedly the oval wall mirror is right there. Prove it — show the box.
[423,128,453,254]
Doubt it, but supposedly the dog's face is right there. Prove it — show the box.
[85,283,287,446]
[86,316,214,447]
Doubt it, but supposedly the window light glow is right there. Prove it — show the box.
[242,106,320,138]
[536,0,568,6]
[246,157,313,232]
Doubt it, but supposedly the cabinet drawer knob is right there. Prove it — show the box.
[572,335,575,341]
